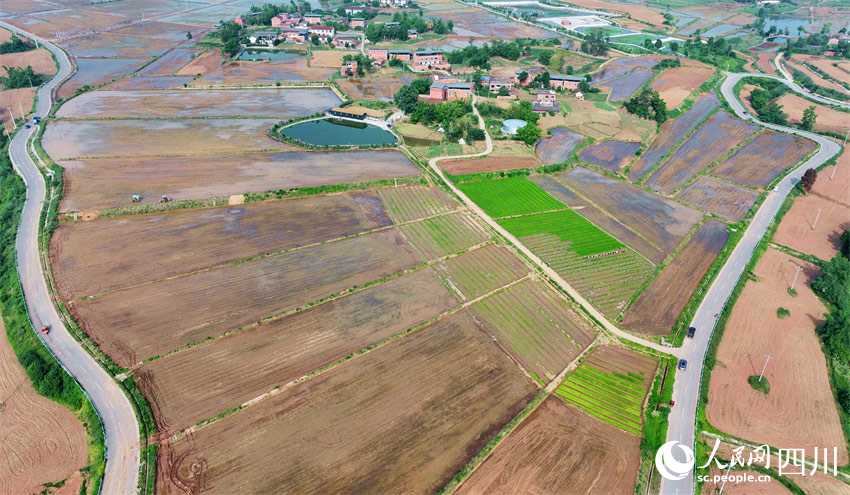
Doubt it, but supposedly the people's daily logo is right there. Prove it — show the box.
[655,441,695,481]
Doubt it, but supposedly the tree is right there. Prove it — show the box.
[498,86,509,96]
[393,78,432,114]
[0,35,34,54]
[654,39,663,49]
[624,89,667,124]
[801,168,817,192]
[537,50,552,66]
[311,34,320,45]
[186,31,193,40]
[0,65,41,89]
[515,123,541,145]
[517,71,529,84]
[801,105,817,131]
[580,31,610,56]
[670,41,679,53]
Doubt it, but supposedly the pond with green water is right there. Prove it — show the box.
[281,118,398,146]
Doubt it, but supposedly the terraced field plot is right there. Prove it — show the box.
[710,130,816,189]
[578,140,640,172]
[398,212,489,259]
[535,127,585,165]
[158,310,536,495]
[555,345,657,434]
[622,220,729,336]
[104,75,196,90]
[629,92,720,181]
[50,193,393,299]
[376,185,458,223]
[137,47,199,76]
[650,66,714,108]
[58,150,420,212]
[63,33,176,58]
[556,167,704,256]
[137,268,458,432]
[471,279,596,382]
[645,110,759,194]
[457,177,567,218]
[499,210,655,317]
[192,58,337,85]
[590,57,659,86]
[676,176,760,222]
[432,244,528,301]
[56,57,149,99]
[601,68,654,101]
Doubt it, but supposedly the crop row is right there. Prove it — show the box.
[458,177,567,218]
[376,185,456,223]
[498,210,624,256]
[557,361,647,434]
[399,212,488,260]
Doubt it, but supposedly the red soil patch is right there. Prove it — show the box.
[441,156,537,175]
[707,248,848,464]
[456,397,641,495]
[0,48,56,80]
[650,66,714,108]
[175,50,223,76]
[776,93,850,134]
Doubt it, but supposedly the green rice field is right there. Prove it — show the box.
[498,209,623,256]
[398,212,489,260]
[458,177,568,218]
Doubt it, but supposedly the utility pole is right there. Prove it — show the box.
[791,264,803,290]
[758,354,773,382]
[18,100,24,121]
[832,129,850,180]
[7,107,16,129]
[719,462,733,494]
[812,207,822,230]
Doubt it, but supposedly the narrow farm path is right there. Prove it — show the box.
[422,95,682,358]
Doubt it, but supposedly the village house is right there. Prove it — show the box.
[481,75,513,93]
[304,13,322,25]
[549,74,583,91]
[248,31,278,46]
[283,28,309,43]
[334,37,359,49]
[380,0,409,7]
[341,60,358,76]
[351,17,366,29]
[271,13,305,28]
[368,48,389,62]
[408,29,418,39]
[389,49,412,61]
[412,49,450,70]
[235,15,246,27]
[309,25,336,38]
[513,68,543,86]
[424,81,472,102]
[532,89,557,112]
[344,6,368,15]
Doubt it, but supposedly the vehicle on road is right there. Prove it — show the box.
[687,326,696,338]
[670,399,675,406]
[24,124,31,128]
[40,325,49,334]
[678,359,688,371]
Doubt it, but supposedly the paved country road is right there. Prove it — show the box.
[2,22,141,495]
[661,72,843,495]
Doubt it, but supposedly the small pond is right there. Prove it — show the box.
[239,49,301,61]
[762,17,810,36]
[281,118,398,146]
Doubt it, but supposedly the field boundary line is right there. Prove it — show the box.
[72,208,467,301]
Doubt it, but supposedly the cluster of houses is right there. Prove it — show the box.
[366,47,451,70]
[240,11,364,47]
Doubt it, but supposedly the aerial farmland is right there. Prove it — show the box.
[2,0,848,493]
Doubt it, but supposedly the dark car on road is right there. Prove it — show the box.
[687,327,696,338]
[678,359,688,371]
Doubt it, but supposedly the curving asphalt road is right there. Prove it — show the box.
[2,22,141,495]
[661,72,843,495]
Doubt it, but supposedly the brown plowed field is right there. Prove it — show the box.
[676,176,760,222]
[775,151,850,260]
[646,110,759,194]
[0,319,87,495]
[622,220,728,336]
[755,52,778,75]
[456,397,640,495]
[776,93,849,134]
[191,58,336,85]
[175,50,223,76]
[336,74,415,101]
[711,130,816,189]
[650,66,714,108]
[440,156,537,175]
[707,249,847,464]
[51,192,393,299]
[43,119,289,160]
[471,278,596,381]
[0,87,35,128]
[701,469,788,495]
[55,88,340,119]
[556,167,704,256]
[70,228,422,367]
[58,150,419,212]
[796,54,850,85]
[158,309,536,495]
[137,267,457,432]
[137,48,199,76]
[0,47,57,79]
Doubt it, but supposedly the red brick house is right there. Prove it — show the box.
[412,49,450,70]
[351,17,366,29]
[549,74,583,91]
[424,81,472,102]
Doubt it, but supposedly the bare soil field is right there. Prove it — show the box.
[309,49,346,68]
[774,193,850,261]
[701,469,788,495]
[0,47,57,78]
[755,52,778,75]
[711,130,816,189]
[110,21,207,41]
[138,267,457,431]
[622,220,728,336]
[629,92,720,181]
[676,175,760,222]
[784,57,849,95]
[51,192,393,299]
[175,50,223,76]
[535,127,585,165]
[6,8,129,38]
[62,33,177,58]
[376,185,458,223]
[562,100,655,142]
[59,150,419,211]
[70,228,423,367]
[441,156,537,175]
[707,248,847,463]
[158,309,536,495]
[440,8,557,39]
[646,110,759,194]
[137,48,200,76]
[102,75,196,90]
[562,0,666,28]
[57,57,148,99]
[55,88,341,118]
[0,87,36,128]
[336,74,415,101]
[532,174,666,263]
[456,397,641,495]
[556,166,704,256]
[797,55,850,85]
[192,58,336,85]
[43,119,288,159]
[471,278,596,381]
[578,139,640,172]
[650,66,714,108]
[600,68,654,101]
[776,93,850,134]
[0,319,87,495]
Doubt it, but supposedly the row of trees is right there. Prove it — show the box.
[0,66,42,90]
[0,35,34,55]
[748,78,789,126]
[364,13,445,42]
[580,31,610,57]
[214,21,244,57]
[444,39,533,69]
[624,89,667,125]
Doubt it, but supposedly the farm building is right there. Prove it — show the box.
[334,37,359,49]
[304,14,322,25]
[413,49,450,70]
[351,18,366,29]
[389,50,412,61]
[329,107,368,120]
[248,32,278,45]
[549,74,583,91]
[424,81,473,102]
[309,25,336,38]
[533,89,557,111]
